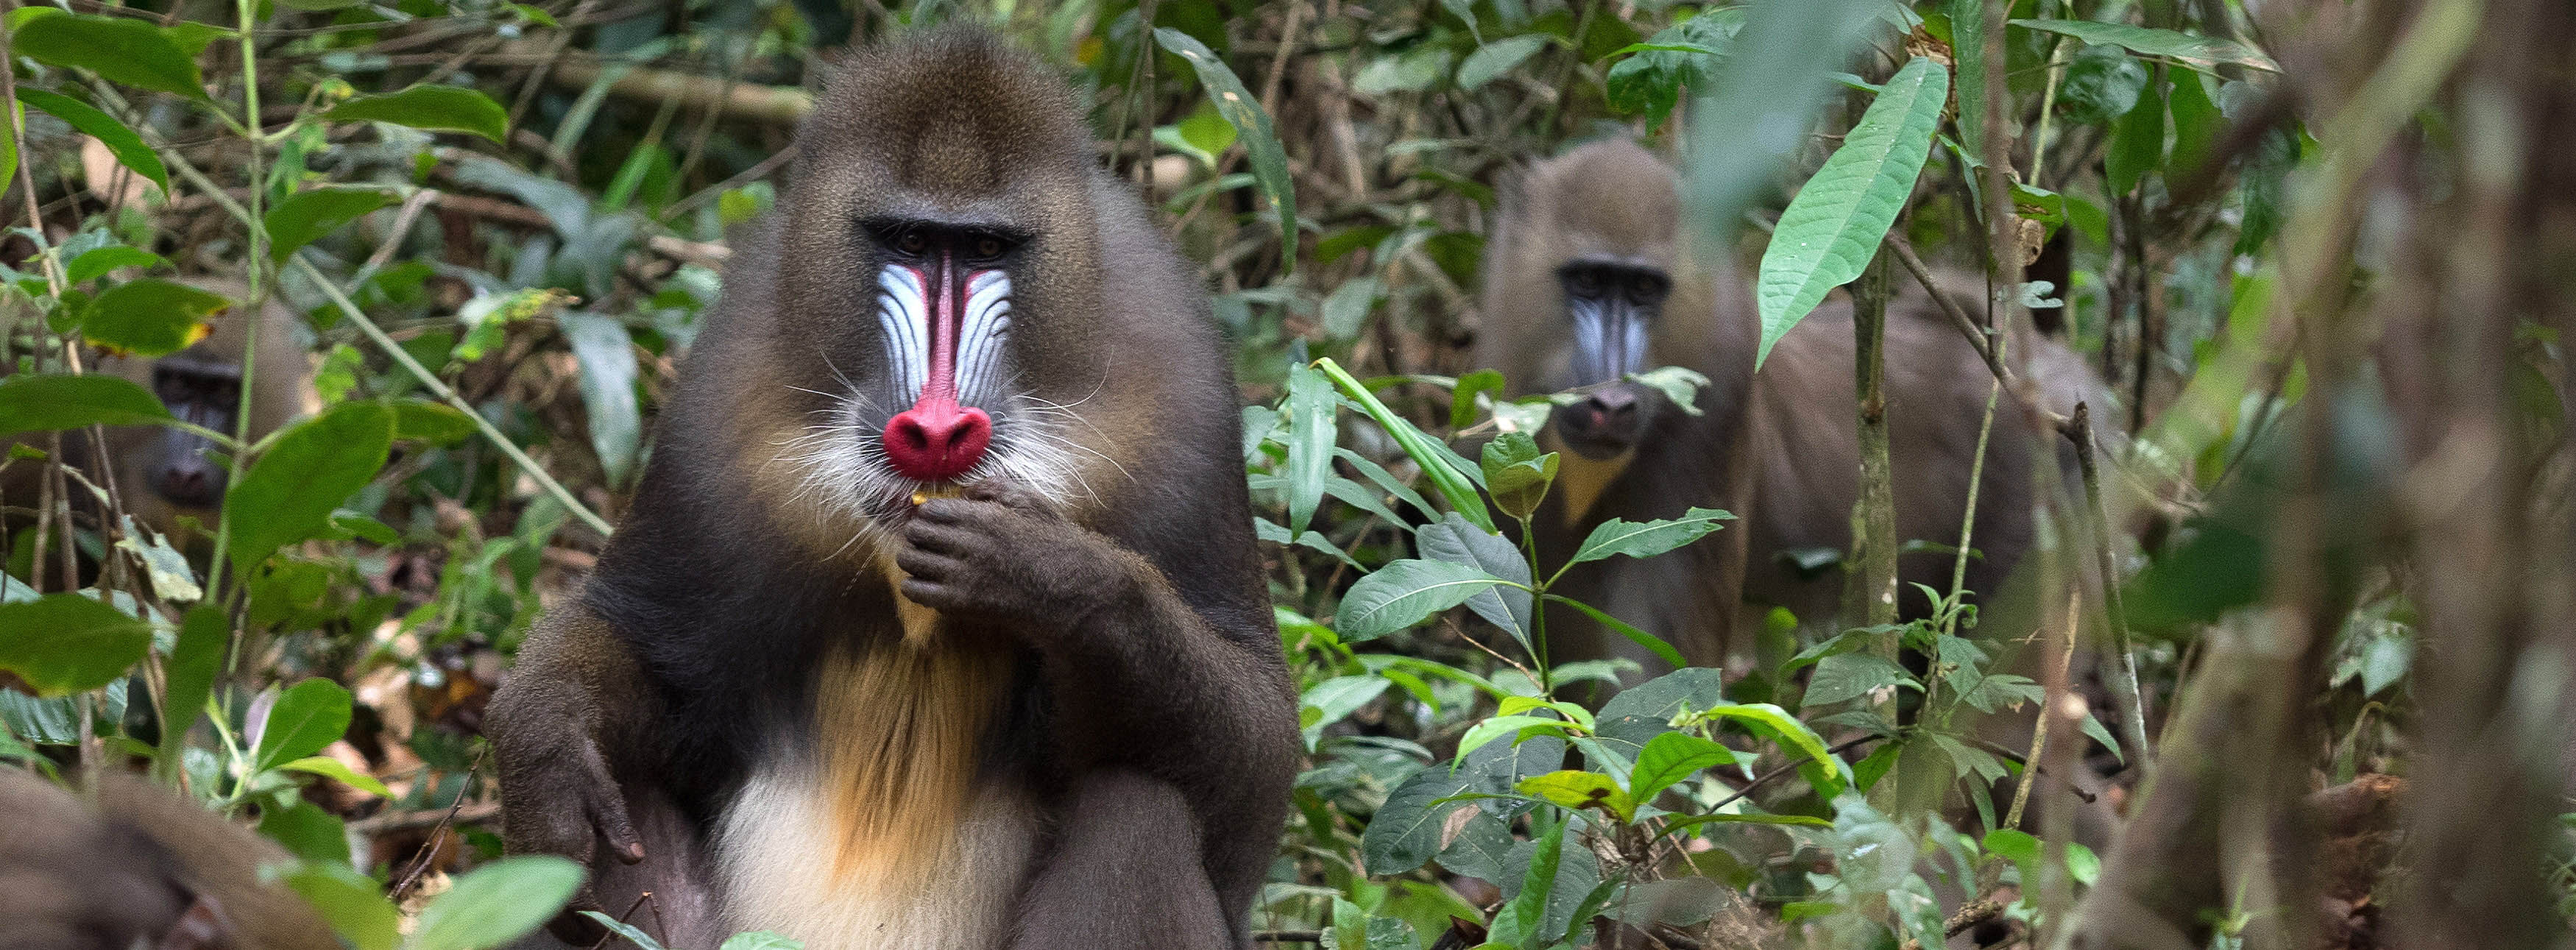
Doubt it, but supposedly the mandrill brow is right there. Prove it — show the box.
[485,26,1298,950]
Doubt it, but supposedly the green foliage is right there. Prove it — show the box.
[1754,54,1947,365]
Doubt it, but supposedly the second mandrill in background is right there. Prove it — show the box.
[486,28,1298,950]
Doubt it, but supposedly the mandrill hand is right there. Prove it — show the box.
[484,681,643,944]
[896,481,1137,634]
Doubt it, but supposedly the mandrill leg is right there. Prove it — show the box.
[1012,771,1232,950]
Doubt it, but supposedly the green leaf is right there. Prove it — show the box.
[390,399,477,445]
[12,12,211,103]
[1312,358,1493,531]
[1458,35,1549,91]
[323,84,508,143]
[1336,559,1512,642]
[1517,770,1634,822]
[1693,702,1850,798]
[1564,506,1733,567]
[224,400,394,568]
[1156,29,1298,271]
[1947,0,1989,162]
[2168,70,2222,177]
[1415,513,1534,649]
[1628,731,1739,804]
[278,755,394,798]
[1451,369,1504,429]
[253,678,352,772]
[1479,431,1557,521]
[578,915,670,950]
[0,594,151,697]
[280,861,399,950]
[15,88,168,196]
[559,312,641,485]
[1320,275,1382,340]
[258,800,350,865]
[2010,19,2280,72]
[2055,43,2150,126]
[1504,818,1566,950]
[0,374,173,434]
[156,607,227,767]
[718,934,804,950]
[114,515,200,603]
[411,856,584,950]
[1626,366,1710,415]
[66,245,165,286]
[1281,363,1337,536]
[2106,82,2165,196]
[1753,55,1947,366]
[1543,595,1687,670]
[1802,652,1917,707]
[265,188,396,263]
[82,278,232,357]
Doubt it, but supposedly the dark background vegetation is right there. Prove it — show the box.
[1,0,2572,948]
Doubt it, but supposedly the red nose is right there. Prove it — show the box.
[882,399,992,481]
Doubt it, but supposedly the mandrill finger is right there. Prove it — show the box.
[578,741,645,864]
[895,547,968,581]
[902,521,982,556]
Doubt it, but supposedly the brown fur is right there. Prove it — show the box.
[0,768,340,950]
[488,28,1296,950]
[1475,139,2117,670]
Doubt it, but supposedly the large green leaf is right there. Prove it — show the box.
[252,678,353,773]
[558,312,641,486]
[2106,82,2166,195]
[1156,29,1298,271]
[224,401,394,569]
[1543,595,1686,670]
[1947,0,1990,162]
[1516,769,1634,822]
[11,11,211,102]
[1563,506,1733,567]
[155,607,227,767]
[0,594,151,697]
[410,856,584,950]
[1753,55,1947,365]
[83,278,232,357]
[278,862,398,950]
[2010,18,2279,72]
[1457,35,1549,92]
[323,84,509,143]
[265,188,396,263]
[1281,362,1337,536]
[15,88,168,196]
[1627,731,1740,804]
[1415,513,1533,649]
[1335,559,1511,642]
[0,373,172,433]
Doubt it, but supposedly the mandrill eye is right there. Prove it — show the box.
[975,235,1004,259]
[898,231,928,255]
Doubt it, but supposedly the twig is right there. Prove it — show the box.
[2073,402,2153,773]
[1899,898,2008,950]
[390,747,487,901]
[1252,930,1323,944]
[348,801,503,834]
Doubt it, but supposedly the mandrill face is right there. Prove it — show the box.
[1544,255,1674,460]
[765,77,1112,531]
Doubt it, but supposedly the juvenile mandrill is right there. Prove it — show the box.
[486,30,1298,950]
[1478,139,2112,672]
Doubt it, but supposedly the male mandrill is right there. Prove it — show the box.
[1477,138,2115,672]
[486,30,1298,950]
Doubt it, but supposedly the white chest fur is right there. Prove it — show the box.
[715,768,1038,949]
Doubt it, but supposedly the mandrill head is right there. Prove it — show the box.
[765,28,1116,525]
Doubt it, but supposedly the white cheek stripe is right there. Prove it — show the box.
[957,271,1012,407]
[877,266,930,400]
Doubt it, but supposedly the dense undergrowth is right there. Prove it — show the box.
[2,1,2570,949]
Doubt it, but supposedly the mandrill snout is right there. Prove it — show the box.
[1550,385,1646,459]
[882,398,993,481]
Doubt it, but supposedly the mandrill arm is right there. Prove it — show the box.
[894,482,1299,931]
